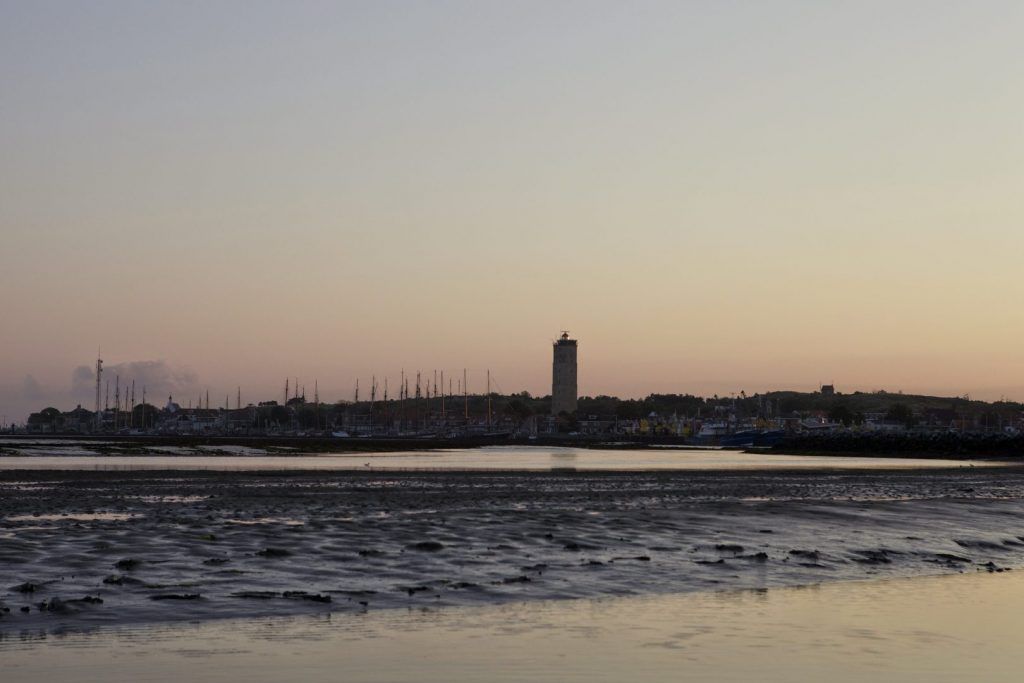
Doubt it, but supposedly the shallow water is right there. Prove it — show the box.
[0,445,1005,471]
[3,571,1023,682]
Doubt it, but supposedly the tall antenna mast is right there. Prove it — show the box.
[487,370,492,429]
[237,386,241,410]
[463,368,468,419]
[130,380,135,429]
[284,378,289,405]
[441,370,445,418]
[94,350,103,432]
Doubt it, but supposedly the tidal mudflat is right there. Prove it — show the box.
[3,464,1024,631]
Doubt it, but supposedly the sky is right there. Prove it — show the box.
[2,1,1023,422]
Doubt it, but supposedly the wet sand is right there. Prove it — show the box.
[3,570,1024,682]
[3,466,1024,631]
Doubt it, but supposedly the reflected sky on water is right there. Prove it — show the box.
[0,445,1007,471]
[2,571,1021,682]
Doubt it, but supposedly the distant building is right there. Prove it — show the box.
[551,332,578,415]
[820,384,835,396]
[62,405,95,433]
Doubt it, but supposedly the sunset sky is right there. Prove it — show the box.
[2,1,1023,422]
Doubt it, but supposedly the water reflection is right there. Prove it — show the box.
[2,572,1021,682]
[549,450,577,459]
[0,446,1005,472]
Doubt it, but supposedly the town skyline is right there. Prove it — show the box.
[5,337,1024,426]
[4,2,1024,422]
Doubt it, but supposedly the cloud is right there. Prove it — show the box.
[20,375,48,402]
[107,360,200,400]
[0,361,203,424]
[71,365,95,399]
[69,360,201,405]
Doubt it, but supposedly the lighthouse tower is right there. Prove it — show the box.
[551,332,578,415]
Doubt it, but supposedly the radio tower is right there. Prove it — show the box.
[93,350,103,432]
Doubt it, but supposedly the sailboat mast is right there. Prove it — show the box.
[370,376,376,433]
